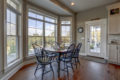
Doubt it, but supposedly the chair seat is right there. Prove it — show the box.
[72,55,79,58]
[48,54,56,57]
[60,58,71,62]
[38,61,52,65]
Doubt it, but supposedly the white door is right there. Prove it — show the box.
[85,19,107,58]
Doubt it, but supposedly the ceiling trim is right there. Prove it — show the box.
[50,0,75,14]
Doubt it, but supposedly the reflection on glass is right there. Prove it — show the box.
[90,26,101,53]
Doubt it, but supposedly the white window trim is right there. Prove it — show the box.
[4,1,22,70]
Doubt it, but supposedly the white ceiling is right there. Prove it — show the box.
[58,0,118,12]
[28,0,72,15]
[28,0,118,15]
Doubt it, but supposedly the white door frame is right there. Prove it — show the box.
[85,19,107,58]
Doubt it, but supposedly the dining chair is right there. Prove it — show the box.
[72,43,82,68]
[33,45,54,80]
[60,43,75,77]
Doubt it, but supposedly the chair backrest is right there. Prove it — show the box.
[52,42,60,50]
[74,43,82,56]
[32,43,51,64]
[32,43,42,55]
[67,43,75,53]
[65,43,75,58]
[35,49,51,64]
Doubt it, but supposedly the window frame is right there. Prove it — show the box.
[6,7,19,65]
[4,0,22,69]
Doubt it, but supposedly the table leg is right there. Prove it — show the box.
[58,53,60,78]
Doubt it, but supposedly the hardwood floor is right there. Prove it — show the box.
[9,59,120,80]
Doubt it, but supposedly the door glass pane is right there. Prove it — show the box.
[89,26,101,53]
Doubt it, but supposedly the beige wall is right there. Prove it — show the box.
[0,0,3,78]
[76,6,108,54]
[0,0,6,78]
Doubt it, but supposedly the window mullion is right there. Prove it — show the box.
[43,17,45,48]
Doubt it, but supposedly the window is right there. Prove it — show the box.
[6,0,21,65]
[6,9,18,64]
[28,10,57,55]
[28,19,43,55]
[61,20,71,46]
[45,23,56,49]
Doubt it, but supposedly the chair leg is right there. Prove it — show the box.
[71,63,74,72]
[77,58,80,65]
[50,63,54,74]
[34,64,39,75]
[66,63,69,80]
[75,58,77,69]
[64,61,66,69]
[42,65,45,80]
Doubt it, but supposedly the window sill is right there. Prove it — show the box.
[25,54,35,59]
[4,58,22,73]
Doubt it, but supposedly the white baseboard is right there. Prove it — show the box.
[1,59,36,80]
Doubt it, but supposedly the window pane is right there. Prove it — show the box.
[28,12,36,18]
[7,23,11,35]
[28,12,43,20]
[7,9,10,22]
[37,14,43,20]
[28,19,36,28]
[28,37,43,55]
[11,11,16,24]
[45,23,55,48]
[28,19,43,36]
[11,24,16,35]
[7,23,16,35]
[61,26,71,46]
[45,17,56,23]
[61,26,70,36]
[61,21,71,24]
[7,36,17,63]
[36,21,43,36]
